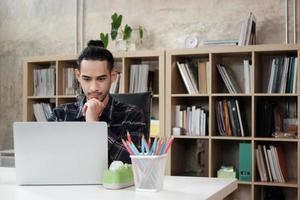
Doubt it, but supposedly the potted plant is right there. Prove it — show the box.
[100,12,144,51]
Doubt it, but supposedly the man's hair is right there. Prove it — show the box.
[77,40,114,71]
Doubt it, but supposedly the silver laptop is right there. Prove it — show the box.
[13,122,108,185]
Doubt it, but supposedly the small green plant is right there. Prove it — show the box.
[100,12,144,48]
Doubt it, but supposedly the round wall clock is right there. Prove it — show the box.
[184,35,198,48]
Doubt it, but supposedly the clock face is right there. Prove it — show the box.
[185,36,198,48]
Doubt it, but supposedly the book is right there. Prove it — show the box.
[267,149,278,182]
[270,145,284,183]
[216,100,226,136]
[257,145,268,181]
[227,99,241,136]
[33,103,53,122]
[274,146,288,182]
[150,119,160,138]
[223,99,232,136]
[129,64,149,93]
[217,64,234,93]
[235,100,245,137]
[262,145,273,182]
[202,39,238,46]
[243,60,251,93]
[217,64,242,93]
[176,62,196,94]
[184,63,199,93]
[33,66,56,96]
[239,143,251,181]
[238,12,256,46]
[198,61,208,93]
[110,73,121,94]
[255,148,264,181]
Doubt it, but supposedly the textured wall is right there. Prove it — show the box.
[0,0,299,149]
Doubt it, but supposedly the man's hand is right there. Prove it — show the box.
[82,98,105,121]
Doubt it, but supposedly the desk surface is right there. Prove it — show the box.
[0,168,237,200]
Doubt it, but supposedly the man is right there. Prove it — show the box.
[48,40,147,164]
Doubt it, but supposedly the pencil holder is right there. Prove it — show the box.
[130,154,167,192]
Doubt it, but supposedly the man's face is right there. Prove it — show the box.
[75,60,115,101]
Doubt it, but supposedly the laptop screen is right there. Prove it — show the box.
[13,122,108,185]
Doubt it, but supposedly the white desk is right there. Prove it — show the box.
[0,167,237,200]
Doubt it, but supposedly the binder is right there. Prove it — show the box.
[239,143,251,181]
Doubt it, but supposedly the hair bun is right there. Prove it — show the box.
[87,40,104,48]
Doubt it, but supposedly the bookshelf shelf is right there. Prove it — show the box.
[211,136,252,141]
[57,95,77,98]
[237,181,252,185]
[173,135,209,139]
[253,180,298,188]
[254,93,298,97]
[27,96,56,99]
[254,138,298,142]
[211,93,252,97]
[166,44,300,200]
[171,94,209,97]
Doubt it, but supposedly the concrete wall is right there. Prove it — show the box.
[0,0,299,149]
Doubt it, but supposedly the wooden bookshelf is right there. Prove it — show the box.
[23,50,165,137]
[165,44,300,200]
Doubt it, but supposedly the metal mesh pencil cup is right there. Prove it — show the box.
[130,154,167,192]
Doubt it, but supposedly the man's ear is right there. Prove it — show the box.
[110,69,117,82]
[75,68,81,81]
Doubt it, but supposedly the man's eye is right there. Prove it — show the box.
[98,77,106,81]
[82,77,90,81]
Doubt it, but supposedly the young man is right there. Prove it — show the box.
[48,41,147,164]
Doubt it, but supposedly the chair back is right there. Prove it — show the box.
[111,92,152,139]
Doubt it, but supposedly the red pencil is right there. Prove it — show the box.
[122,139,134,155]
[127,131,132,143]
[155,139,163,155]
[148,138,151,149]
[164,136,174,154]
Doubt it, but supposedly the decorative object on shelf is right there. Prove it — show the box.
[184,35,198,48]
[217,166,236,178]
[100,12,145,51]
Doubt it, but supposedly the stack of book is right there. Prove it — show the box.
[129,64,149,93]
[217,64,242,93]
[62,67,81,95]
[174,105,207,136]
[238,12,256,46]
[255,144,288,183]
[33,103,53,121]
[267,57,298,93]
[110,72,122,94]
[33,65,55,96]
[201,12,256,47]
[216,98,248,137]
[176,61,208,94]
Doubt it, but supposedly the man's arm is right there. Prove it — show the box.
[47,106,66,121]
[47,103,81,121]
